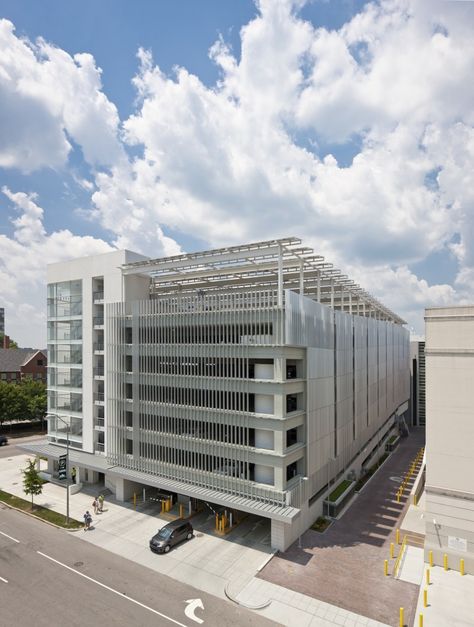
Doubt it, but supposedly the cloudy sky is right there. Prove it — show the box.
[1,0,473,347]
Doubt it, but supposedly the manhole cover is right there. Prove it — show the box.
[74,562,84,568]
[390,476,403,483]
[12,482,18,485]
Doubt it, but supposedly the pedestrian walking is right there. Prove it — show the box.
[98,494,105,512]
[92,497,98,515]
[71,466,77,484]
[83,511,92,531]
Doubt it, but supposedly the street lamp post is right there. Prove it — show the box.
[47,414,70,525]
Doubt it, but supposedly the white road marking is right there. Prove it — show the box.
[0,576,8,583]
[185,598,204,624]
[37,551,188,627]
[0,530,20,543]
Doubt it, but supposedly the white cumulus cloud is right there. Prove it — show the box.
[0,187,113,346]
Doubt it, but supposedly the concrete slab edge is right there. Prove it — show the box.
[256,549,277,572]
[224,581,272,610]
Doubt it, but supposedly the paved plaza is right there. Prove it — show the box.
[259,430,425,627]
[6,433,472,627]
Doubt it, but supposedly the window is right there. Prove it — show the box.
[286,428,298,447]
[286,461,298,481]
[1,373,6,380]
[286,394,298,413]
[126,439,133,455]
[37,359,44,366]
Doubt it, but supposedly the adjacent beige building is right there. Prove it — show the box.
[425,306,474,573]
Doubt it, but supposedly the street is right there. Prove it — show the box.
[0,506,276,627]
[0,434,45,459]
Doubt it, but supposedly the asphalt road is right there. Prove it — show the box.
[0,434,44,458]
[0,506,276,627]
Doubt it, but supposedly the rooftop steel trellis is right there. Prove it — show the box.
[121,237,405,324]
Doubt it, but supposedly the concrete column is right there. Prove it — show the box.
[273,393,284,418]
[299,260,304,296]
[277,244,283,308]
[274,428,285,455]
[273,463,285,490]
[274,357,284,381]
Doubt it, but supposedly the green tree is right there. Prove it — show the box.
[22,458,43,510]
[0,380,46,426]
[0,334,18,348]
[21,380,47,420]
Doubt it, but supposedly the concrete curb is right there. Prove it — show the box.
[256,549,277,572]
[0,500,83,532]
[224,581,272,610]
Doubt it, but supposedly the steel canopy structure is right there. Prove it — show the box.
[122,237,405,324]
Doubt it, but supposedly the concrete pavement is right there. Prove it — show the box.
[0,448,393,626]
[0,505,274,627]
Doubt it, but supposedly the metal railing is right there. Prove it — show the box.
[93,291,104,301]
[96,442,105,452]
[93,316,104,326]
[94,392,105,402]
[95,418,105,427]
[93,367,104,376]
[93,342,104,351]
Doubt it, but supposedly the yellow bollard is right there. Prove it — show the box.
[390,543,395,559]
[399,607,404,627]
[444,553,448,571]
[460,559,465,576]
[419,613,423,627]
[161,499,165,513]
[413,494,417,506]
[429,550,433,567]
[179,503,184,519]
[396,529,400,545]
[384,559,389,576]
[426,568,430,586]
[423,589,428,608]
[215,513,219,531]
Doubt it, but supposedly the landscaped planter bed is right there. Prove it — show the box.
[385,434,400,452]
[324,479,356,517]
[355,452,389,492]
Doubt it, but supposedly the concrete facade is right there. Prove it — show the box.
[425,305,474,573]
[410,340,425,427]
[43,239,410,551]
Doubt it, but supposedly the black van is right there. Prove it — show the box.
[149,520,193,553]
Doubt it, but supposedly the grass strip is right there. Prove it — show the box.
[0,489,82,529]
[355,452,389,492]
[328,479,352,502]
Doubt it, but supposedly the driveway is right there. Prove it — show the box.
[259,430,425,627]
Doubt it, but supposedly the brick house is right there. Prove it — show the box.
[0,349,47,384]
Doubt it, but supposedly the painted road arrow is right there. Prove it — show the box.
[184,598,204,624]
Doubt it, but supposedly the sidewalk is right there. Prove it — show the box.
[0,452,392,626]
[413,565,474,627]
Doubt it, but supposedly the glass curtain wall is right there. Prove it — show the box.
[47,280,83,447]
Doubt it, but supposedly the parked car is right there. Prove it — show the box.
[149,520,193,554]
[0,435,8,446]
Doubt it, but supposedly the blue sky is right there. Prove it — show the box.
[1,0,473,346]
